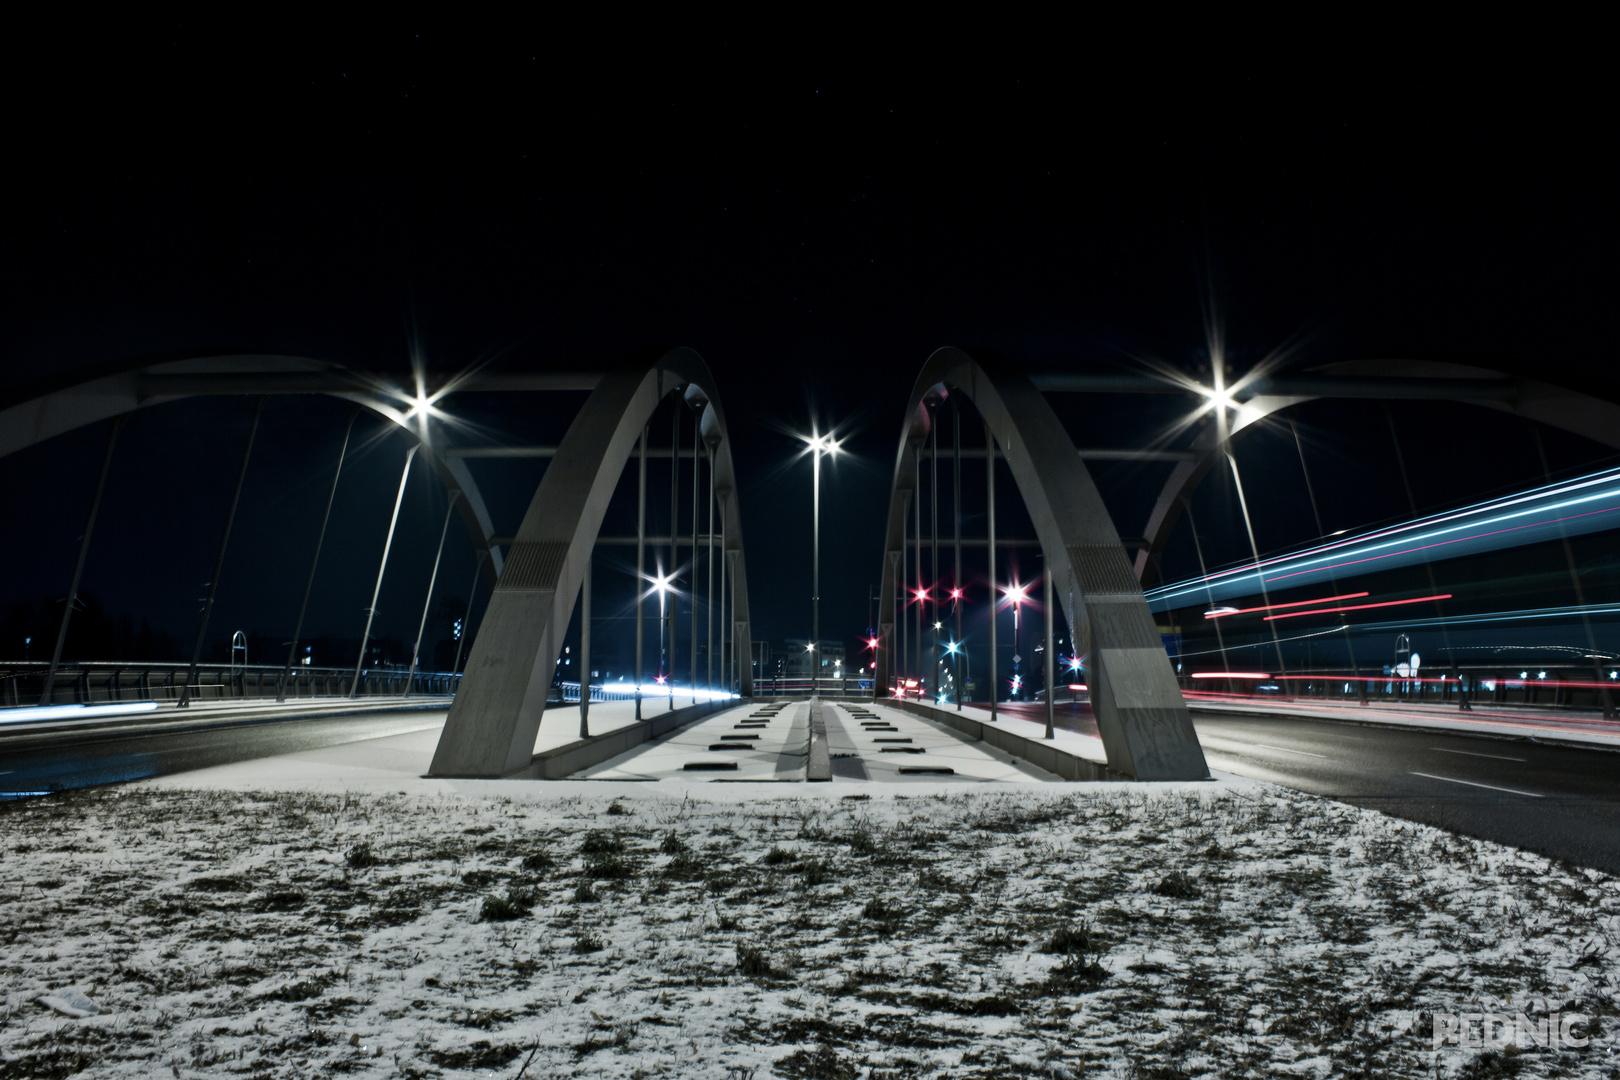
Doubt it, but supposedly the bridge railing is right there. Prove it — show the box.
[0,661,461,709]
[748,677,874,698]
[878,666,1617,713]
[1176,666,1619,712]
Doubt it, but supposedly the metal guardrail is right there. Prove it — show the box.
[0,661,462,709]
[1176,667,1618,711]
[751,677,874,698]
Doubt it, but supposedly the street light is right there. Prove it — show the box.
[801,429,840,699]
[1002,581,1030,699]
[649,569,675,707]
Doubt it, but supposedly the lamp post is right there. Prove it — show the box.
[652,569,673,708]
[932,619,943,704]
[803,430,840,699]
[1003,580,1030,700]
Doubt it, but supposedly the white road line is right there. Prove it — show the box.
[1429,747,1527,763]
[1410,771,1544,798]
[1253,743,1328,759]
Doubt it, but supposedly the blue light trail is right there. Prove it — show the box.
[1147,465,1620,613]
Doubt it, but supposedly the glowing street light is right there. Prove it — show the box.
[800,427,840,698]
[649,569,675,706]
[1002,581,1031,699]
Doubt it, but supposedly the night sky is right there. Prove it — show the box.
[3,33,1615,681]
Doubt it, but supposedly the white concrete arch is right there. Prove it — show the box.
[874,348,1208,781]
[427,347,754,778]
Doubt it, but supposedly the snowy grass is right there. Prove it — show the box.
[1,783,1616,1078]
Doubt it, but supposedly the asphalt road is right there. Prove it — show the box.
[0,711,446,799]
[1190,710,1620,875]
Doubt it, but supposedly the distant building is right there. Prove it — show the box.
[782,638,846,681]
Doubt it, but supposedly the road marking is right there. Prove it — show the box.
[1429,747,1527,763]
[1253,743,1328,758]
[1410,771,1544,798]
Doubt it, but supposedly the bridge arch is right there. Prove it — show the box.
[875,348,1208,781]
[0,352,527,584]
[1132,360,1620,586]
[427,347,753,777]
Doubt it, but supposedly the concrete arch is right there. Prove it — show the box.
[875,348,1208,781]
[0,353,518,583]
[1132,360,1620,585]
[427,347,754,778]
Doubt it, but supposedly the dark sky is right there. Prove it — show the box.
[2,32,1615,676]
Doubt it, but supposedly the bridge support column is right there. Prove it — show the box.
[450,552,482,680]
[929,406,940,705]
[667,403,678,709]
[349,444,417,699]
[40,414,126,706]
[953,399,963,708]
[689,391,702,705]
[405,493,460,697]
[279,407,356,701]
[706,437,716,695]
[985,418,998,723]
[180,397,264,708]
[635,425,646,720]
[580,556,591,737]
[1044,566,1055,739]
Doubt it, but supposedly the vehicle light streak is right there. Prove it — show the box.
[1190,671,1272,679]
[1267,506,1619,586]
[1262,594,1451,621]
[1,702,160,723]
[1147,463,1620,612]
[1204,591,1368,618]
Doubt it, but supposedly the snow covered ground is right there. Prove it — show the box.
[4,778,1617,1078]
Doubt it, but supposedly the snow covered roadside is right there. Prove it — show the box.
[2,783,1615,1078]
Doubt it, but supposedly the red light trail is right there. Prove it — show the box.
[1204,591,1368,619]
[1262,594,1452,621]
[1190,672,1272,679]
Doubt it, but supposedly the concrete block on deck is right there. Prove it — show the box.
[898,700,1131,782]
[807,700,831,782]
[505,700,726,779]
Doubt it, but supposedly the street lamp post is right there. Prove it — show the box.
[1003,580,1030,701]
[651,569,674,706]
[1043,566,1055,739]
[805,430,839,699]
[813,434,821,699]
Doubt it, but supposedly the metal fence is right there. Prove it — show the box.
[0,661,460,708]
[1176,665,1617,711]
